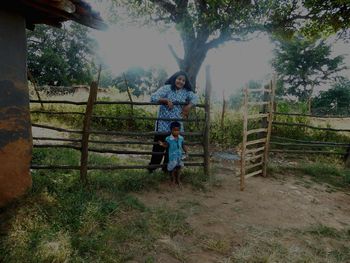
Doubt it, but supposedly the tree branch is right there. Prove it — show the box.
[150,0,177,20]
[168,44,183,66]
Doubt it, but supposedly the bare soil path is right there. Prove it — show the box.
[132,168,350,262]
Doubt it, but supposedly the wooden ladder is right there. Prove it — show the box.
[240,78,276,191]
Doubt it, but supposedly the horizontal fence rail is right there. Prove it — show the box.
[30,111,205,122]
[273,121,350,132]
[270,149,345,155]
[271,136,350,145]
[33,137,203,146]
[274,112,350,119]
[31,110,85,115]
[30,99,206,108]
[270,141,349,148]
[32,123,203,137]
[33,144,205,157]
[31,163,205,170]
[32,123,82,134]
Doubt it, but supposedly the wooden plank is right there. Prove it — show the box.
[246,138,266,146]
[30,111,205,122]
[240,87,249,191]
[33,137,81,143]
[80,81,98,184]
[274,112,350,119]
[248,101,269,106]
[33,145,205,156]
[92,115,205,122]
[31,110,85,115]
[32,123,82,134]
[28,70,44,109]
[246,146,265,154]
[263,77,275,177]
[245,161,263,171]
[245,169,263,179]
[220,90,227,142]
[270,142,349,148]
[30,162,205,170]
[88,140,203,146]
[30,99,206,108]
[87,148,205,157]
[30,99,87,105]
[204,65,212,177]
[273,122,350,132]
[247,113,269,119]
[88,130,203,137]
[245,153,264,162]
[94,101,206,108]
[270,150,344,155]
[247,128,268,135]
[248,88,271,93]
[31,165,81,170]
[34,144,80,150]
[271,136,350,146]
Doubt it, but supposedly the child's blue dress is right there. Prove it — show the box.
[165,134,184,171]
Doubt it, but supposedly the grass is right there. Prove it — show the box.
[226,225,350,263]
[0,148,205,263]
[268,157,350,190]
[294,162,350,189]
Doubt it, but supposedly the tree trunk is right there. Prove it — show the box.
[180,48,208,91]
[170,37,209,91]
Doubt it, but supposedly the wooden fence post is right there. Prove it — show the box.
[263,76,276,177]
[240,87,248,191]
[28,70,44,109]
[221,90,227,143]
[204,65,212,177]
[80,81,98,184]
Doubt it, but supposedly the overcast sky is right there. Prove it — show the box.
[90,1,350,100]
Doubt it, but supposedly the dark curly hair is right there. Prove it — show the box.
[170,121,181,130]
[164,71,193,91]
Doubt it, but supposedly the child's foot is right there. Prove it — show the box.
[169,179,176,187]
[176,181,183,189]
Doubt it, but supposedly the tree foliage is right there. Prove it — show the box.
[111,0,296,89]
[113,66,168,97]
[228,80,263,109]
[312,79,350,115]
[27,23,97,86]
[272,35,346,101]
[302,0,350,40]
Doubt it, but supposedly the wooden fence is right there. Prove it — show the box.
[240,78,276,191]
[240,78,350,190]
[270,111,350,157]
[30,66,213,183]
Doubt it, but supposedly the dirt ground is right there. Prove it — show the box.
[131,166,350,262]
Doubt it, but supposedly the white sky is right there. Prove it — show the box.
[90,1,350,100]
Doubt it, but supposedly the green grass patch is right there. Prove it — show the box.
[294,162,350,189]
[268,159,350,190]
[1,148,204,262]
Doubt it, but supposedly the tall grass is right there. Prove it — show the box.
[1,148,203,263]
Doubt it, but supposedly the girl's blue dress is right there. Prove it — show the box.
[151,85,198,132]
[165,134,185,171]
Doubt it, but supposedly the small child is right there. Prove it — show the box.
[159,121,188,186]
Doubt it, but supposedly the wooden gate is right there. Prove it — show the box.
[240,78,276,190]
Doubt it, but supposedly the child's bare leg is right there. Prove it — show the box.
[175,167,182,186]
[169,170,176,186]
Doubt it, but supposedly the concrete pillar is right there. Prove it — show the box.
[0,10,32,207]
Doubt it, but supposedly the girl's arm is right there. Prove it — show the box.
[182,143,188,154]
[182,91,198,118]
[159,141,168,148]
[151,85,173,109]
